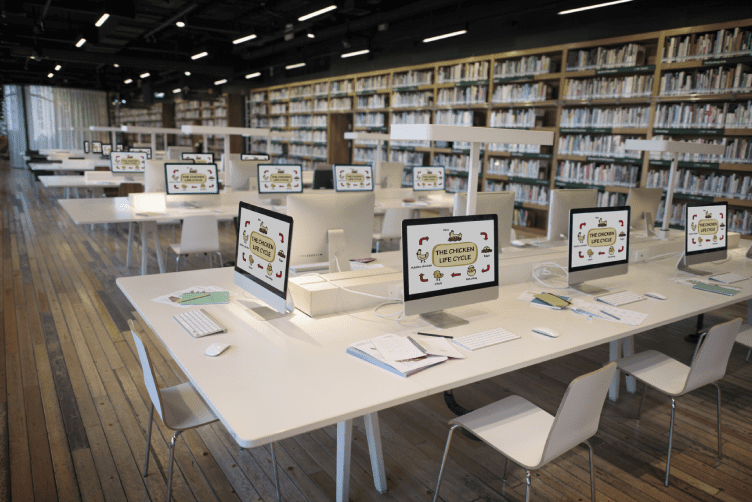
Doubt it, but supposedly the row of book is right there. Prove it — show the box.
[393,91,433,108]
[313,131,327,143]
[392,139,430,148]
[390,150,425,164]
[354,148,387,163]
[726,208,752,234]
[354,112,385,127]
[487,158,546,178]
[597,192,627,208]
[437,61,490,83]
[494,55,556,78]
[250,140,268,154]
[556,161,640,187]
[290,115,313,127]
[313,82,329,96]
[437,86,488,105]
[314,99,328,112]
[290,101,312,113]
[645,169,752,199]
[435,110,475,127]
[312,115,327,128]
[445,175,469,193]
[663,28,752,62]
[331,80,354,94]
[432,154,478,170]
[292,130,312,143]
[270,104,287,114]
[560,106,650,129]
[489,108,545,129]
[566,43,646,71]
[487,142,543,154]
[269,116,287,128]
[648,136,752,163]
[491,83,553,103]
[564,75,653,99]
[393,70,433,87]
[353,138,381,147]
[653,102,752,129]
[485,181,549,205]
[251,92,265,103]
[513,208,536,228]
[356,75,390,92]
[250,117,269,128]
[330,97,353,111]
[391,111,431,125]
[558,134,642,158]
[290,85,312,99]
[289,144,312,157]
[313,146,327,160]
[269,89,289,102]
[251,104,266,114]
[659,66,752,95]
[357,94,387,109]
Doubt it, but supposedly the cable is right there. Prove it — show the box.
[644,251,684,263]
[373,302,405,320]
[531,262,570,289]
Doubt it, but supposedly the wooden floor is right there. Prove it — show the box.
[2,162,752,502]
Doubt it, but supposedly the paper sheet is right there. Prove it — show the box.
[409,335,465,359]
[371,333,426,362]
[350,340,447,373]
[571,299,647,326]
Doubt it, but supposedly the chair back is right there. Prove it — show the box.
[683,317,741,393]
[94,165,110,172]
[117,182,144,197]
[179,215,219,254]
[541,363,616,465]
[128,320,165,420]
[380,208,413,240]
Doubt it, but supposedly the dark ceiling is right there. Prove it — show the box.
[0,0,747,98]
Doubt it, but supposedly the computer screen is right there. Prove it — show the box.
[241,154,270,161]
[568,206,630,287]
[334,165,374,192]
[547,189,598,241]
[92,141,102,153]
[258,164,304,194]
[110,151,147,174]
[453,191,515,248]
[412,167,445,191]
[83,141,89,153]
[181,152,214,164]
[686,203,727,257]
[129,147,152,159]
[402,214,499,320]
[312,169,334,190]
[116,144,124,152]
[234,202,293,314]
[165,163,219,195]
[102,144,112,156]
[379,162,404,188]
[626,187,663,230]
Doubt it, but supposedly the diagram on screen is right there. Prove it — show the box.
[336,165,373,191]
[687,206,725,253]
[413,167,445,191]
[237,209,290,289]
[111,152,147,172]
[570,212,628,268]
[258,165,303,193]
[167,164,218,194]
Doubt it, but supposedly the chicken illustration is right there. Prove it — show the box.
[481,246,492,253]
[433,270,444,279]
[448,230,462,242]
[242,230,248,244]
[691,222,697,231]
[608,246,614,255]
[416,249,428,263]
[267,264,273,276]
[577,232,585,243]
[713,234,717,242]
[172,174,179,181]
[259,223,268,234]
[597,218,607,227]
[705,211,712,219]
[467,265,476,277]
[587,249,594,257]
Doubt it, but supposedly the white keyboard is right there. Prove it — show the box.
[710,272,748,284]
[531,239,568,248]
[174,309,227,338]
[594,290,645,306]
[451,327,520,351]
[289,261,329,273]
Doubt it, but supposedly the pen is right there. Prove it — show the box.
[416,332,453,339]
[571,309,593,320]
[600,310,620,320]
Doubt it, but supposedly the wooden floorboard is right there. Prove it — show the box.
[2,162,752,501]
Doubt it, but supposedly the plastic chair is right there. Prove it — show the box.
[434,363,616,502]
[373,208,412,252]
[167,215,223,271]
[735,316,752,361]
[614,317,741,487]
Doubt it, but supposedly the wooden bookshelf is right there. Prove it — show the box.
[174,94,243,155]
[113,102,174,149]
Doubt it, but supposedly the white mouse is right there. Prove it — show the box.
[532,327,560,338]
[644,292,666,300]
[511,240,526,247]
[205,343,230,357]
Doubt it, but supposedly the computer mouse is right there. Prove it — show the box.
[205,343,230,357]
[644,292,666,300]
[532,327,560,338]
[511,240,526,247]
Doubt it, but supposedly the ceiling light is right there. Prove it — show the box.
[154,92,165,98]
[423,30,467,43]
[113,63,119,67]
[298,5,337,21]
[246,72,261,79]
[286,62,306,70]
[124,78,133,84]
[75,38,86,47]
[140,72,150,78]
[307,32,315,39]
[341,49,369,58]
[176,21,185,28]
[559,0,633,14]
[191,52,208,60]
[233,34,257,45]
[47,73,54,78]
[30,56,36,60]
[184,71,191,76]
[214,79,227,85]
[55,65,61,71]
[95,13,110,27]
[173,88,181,94]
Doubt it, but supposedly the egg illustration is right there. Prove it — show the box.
[608,246,614,255]
[267,264,273,276]
[467,265,476,277]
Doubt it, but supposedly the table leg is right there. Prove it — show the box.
[336,420,352,502]
[623,336,636,394]
[364,412,387,494]
[608,339,622,401]
[64,187,70,198]
[140,223,149,275]
[145,221,166,274]
[126,222,135,268]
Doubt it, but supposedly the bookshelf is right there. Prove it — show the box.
[114,102,174,150]
[174,94,243,155]
[245,18,752,236]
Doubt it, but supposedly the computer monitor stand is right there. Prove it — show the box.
[419,311,469,329]
[746,242,752,259]
[676,253,711,276]
[243,291,296,321]
[644,212,656,237]
[328,229,351,273]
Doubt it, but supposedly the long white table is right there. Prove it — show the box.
[30,158,109,171]
[117,248,752,502]
[39,175,127,198]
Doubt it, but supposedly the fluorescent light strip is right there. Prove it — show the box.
[124,79,133,84]
[307,33,315,39]
[113,63,119,67]
[176,21,185,27]
[55,65,61,71]
[298,5,337,21]
[341,49,369,58]
[184,71,191,76]
[214,79,227,85]
[95,13,110,27]
[558,0,633,15]
[154,92,165,98]
[191,52,208,60]
[75,38,86,47]
[47,73,54,78]
[140,72,150,78]
[246,72,261,79]
[233,34,257,44]
[286,62,306,69]
[173,88,181,94]
[423,30,466,43]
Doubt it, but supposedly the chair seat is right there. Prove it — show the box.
[737,323,752,349]
[450,395,553,469]
[168,243,220,255]
[160,382,218,430]
[614,350,690,396]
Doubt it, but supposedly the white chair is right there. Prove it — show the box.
[373,208,412,252]
[614,317,741,487]
[735,311,752,361]
[167,215,223,271]
[433,363,616,502]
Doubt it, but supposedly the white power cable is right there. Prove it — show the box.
[532,262,570,289]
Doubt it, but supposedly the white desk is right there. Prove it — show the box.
[30,158,109,172]
[38,175,127,199]
[117,251,752,502]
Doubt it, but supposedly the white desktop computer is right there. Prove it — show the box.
[145,160,169,192]
[412,166,445,193]
[167,146,194,160]
[115,144,124,152]
[83,141,89,154]
[181,152,214,164]
[453,191,515,249]
[234,202,295,318]
[165,163,219,195]
[334,165,374,192]
[287,192,375,273]
[402,214,499,328]
[229,160,262,191]
[568,206,631,294]
[379,162,405,189]
[110,151,147,182]
[258,164,303,204]
[547,189,598,242]
[92,141,102,154]
[102,144,112,156]
[241,154,270,161]
[626,187,663,237]
[678,202,727,275]
[129,147,152,159]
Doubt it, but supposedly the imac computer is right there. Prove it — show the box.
[453,191,515,249]
[102,144,112,156]
[165,163,219,195]
[402,214,499,328]
[83,141,90,154]
[129,147,152,159]
[92,141,102,154]
[242,154,270,161]
[115,144,124,152]
[110,151,147,182]
[546,189,598,242]
[626,187,663,237]
[334,165,374,192]
[287,192,376,273]
[568,206,631,294]
[678,202,727,275]
[229,160,260,191]
[258,164,303,205]
[167,146,194,160]
[235,202,295,318]
[181,152,214,164]
[412,166,445,193]
[313,167,334,190]
[379,162,405,188]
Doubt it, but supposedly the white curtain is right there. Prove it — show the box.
[24,86,109,151]
[3,85,27,168]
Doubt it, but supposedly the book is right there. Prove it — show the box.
[347,339,447,377]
